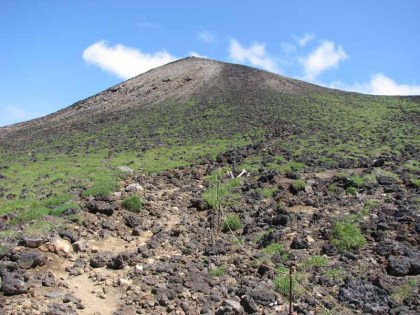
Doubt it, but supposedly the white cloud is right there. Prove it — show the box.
[198,30,216,44]
[330,73,420,95]
[188,51,207,58]
[293,33,315,47]
[229,39,278,72]
[301,40,348,80]
[83,41,177,79]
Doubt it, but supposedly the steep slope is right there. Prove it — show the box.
[4,56,416,155]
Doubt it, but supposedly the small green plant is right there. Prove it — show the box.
[363,200,379,212]
[209,266,226,277]
[82,178,118,198]
[409,177,420,188]
[256,187,277,198]
[292,179,305,192]
[273,265,307,297]
[330,218,367,251]
[26,220,54,236]
[122,196,143,213]
[349,175,364,187]
[203,175,242,209]
[345,186,357,195]
[0,229,17,240]
[223,214,242,232]
[232,236,244,245]
[324,267,346,281]
[264,243,288,261]
[328,184,338,194]
[391,279,417,304]
[301,255,328,270]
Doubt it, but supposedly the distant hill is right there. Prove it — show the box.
[1,57,417,160]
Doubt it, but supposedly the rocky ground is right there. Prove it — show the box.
[0,144,419,315]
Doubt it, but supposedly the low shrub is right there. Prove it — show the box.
[122,196,143,213]
[222,214,242,232]
[302,255,328,270]
[345,186,357,195]
[264,243,288,261]
[208,266,226,277]
[330,218,367,251]
[291,179,305,192]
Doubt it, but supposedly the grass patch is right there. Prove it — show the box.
[203,171,242,209]
[292,179,305,192]
[264,243,288,261]
[256,187,277,198]
[25,220,54,236]
[121,196,143,213]
[391,279,417,304]
[1,194,78,225]
[208,266,226,277]
[0,229,18,240]
[274,265,308,297]
[324,267,346,281]
[301,255,328,270]
[330,217,367,251]
[345,186,357,196]
[82,176,119,198]
[327,184,339,194]
[223,214,242,232]
[403,160,420,173]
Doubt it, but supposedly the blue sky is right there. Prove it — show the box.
[1,0,419,127]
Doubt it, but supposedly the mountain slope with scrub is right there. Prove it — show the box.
[0,57,419,314]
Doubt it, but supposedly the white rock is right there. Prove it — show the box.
[50,236,72,254]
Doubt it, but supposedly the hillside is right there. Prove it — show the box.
[0,57,419,314]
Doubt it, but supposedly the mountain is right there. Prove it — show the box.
[0,58,419,314]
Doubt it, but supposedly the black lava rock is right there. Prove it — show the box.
[338,279,393,314]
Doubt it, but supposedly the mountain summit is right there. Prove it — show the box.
[0,57,337,150]
[2,57,412,154]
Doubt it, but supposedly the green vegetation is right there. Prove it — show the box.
[203,171,242,209]
[409,177,420,188]
[264,243,288,260]
[327,184,339,194]
[301,255,328,270]
[0,193,78,225]
[292,179,306,192]
[361,200,379,215]
[345,186,357,196]
[274,265,308,297]
[82,175,119,198]
[403,160,420,173]
[324,267,346,281]
[0,135,249,229]
[121,196,143,213]
[256,186,277,198]
[1,63,419,250]
[374,169,400,181]
[222,214,242,232]
[208,266,226,277]
[330,217,367,251]
[0,230,17,240]
[391,279,417,304]
[25,220,57,236]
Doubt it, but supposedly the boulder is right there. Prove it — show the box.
[338,279,393,314]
